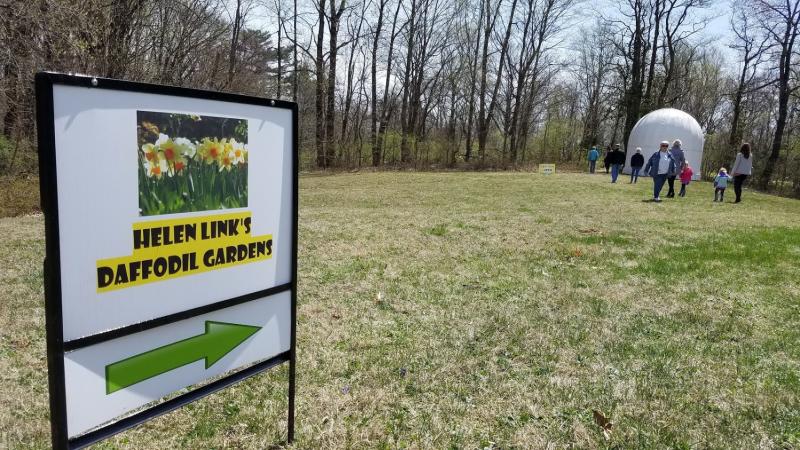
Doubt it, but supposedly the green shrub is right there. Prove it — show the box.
[0,135,38,175]
[0,134,10,174]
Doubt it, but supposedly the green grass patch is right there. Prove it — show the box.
[638,227,800,280]
[424,223,448,236]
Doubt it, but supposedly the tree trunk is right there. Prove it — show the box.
[293,0,298,102]
[277,1,282,99]
[315,0,326,167]
[477,0,517,162]
[376,0,403,163]
[106,0,144,78]
[622,0,646,150]
[399,0,417,164]
[341,4,366,152]
[227,0,243,87]
[325,1,345,167]
[464,4,485,162]
[371,0,386,166]
[642,0,662,109]
[761,84,790,189]
[758,0,799,190]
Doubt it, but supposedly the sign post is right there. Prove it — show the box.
[35,72,297,449]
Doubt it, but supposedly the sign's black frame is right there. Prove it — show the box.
[35,72,298,450]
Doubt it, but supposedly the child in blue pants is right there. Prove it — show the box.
[714,168,730,202]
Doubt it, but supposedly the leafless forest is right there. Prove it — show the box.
[1,0,799,195]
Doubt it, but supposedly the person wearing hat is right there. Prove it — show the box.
[609,144,626,183]
[666,139,686,198]
[643,141,677,202]
[629,148,645,183]
[587,145,600,173]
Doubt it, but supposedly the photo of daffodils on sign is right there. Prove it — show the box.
[93,111,271,292]
[137,111,248,215]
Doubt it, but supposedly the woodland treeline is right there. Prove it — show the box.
[1,0,799,195]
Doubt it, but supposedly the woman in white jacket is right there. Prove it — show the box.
[731,143,753,203]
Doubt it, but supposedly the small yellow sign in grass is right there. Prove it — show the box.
[538,163,556,174]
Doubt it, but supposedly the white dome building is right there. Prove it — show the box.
[624,108,704,180]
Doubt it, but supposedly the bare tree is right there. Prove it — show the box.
[310,0,327,167]
[323,1,347,166]
[728,5,769,149]
[399,0,418,163]
[370,0,388,166]
[576,21,614,152]
[464,2,485,162]
[655,0,711,108]
[340,1,368,152]
[755,0,800,189]
[476,0,518,162]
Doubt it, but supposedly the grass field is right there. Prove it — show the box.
[2,171,800,449]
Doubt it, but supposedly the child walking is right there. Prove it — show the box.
[714,168,730,202]
[678,162,693,197]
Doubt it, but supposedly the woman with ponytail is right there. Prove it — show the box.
[731,143,753,203]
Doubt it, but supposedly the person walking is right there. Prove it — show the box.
[714,168,730,202]
[731,143,753,203]
[644,141,676,202]
[630,148,644,183]
[587,146,600,173]
[678,162,693,197]
[610,144,625,183]
[666,139,686,198]
[603,145,612,173]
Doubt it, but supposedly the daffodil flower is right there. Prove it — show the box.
[159,139,179,163]
[232,142,247,165]
[141,143,160,162]
[222,138,236,160]
[154,133,170,146]
[174,137,196,158]
[169,155,187,176]
[145,155,168,179]
[197,137,223,164]
[218,151,235,172]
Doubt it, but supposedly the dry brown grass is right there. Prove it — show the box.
[0,176,40,218]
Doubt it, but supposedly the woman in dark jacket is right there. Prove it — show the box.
[610,144,625,183]
[666,139,686,198]
[630,148,645,183]
[603,145,612,173]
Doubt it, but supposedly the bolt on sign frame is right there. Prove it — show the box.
[35,72,298,449]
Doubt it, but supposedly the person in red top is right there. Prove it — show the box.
[678,162,694,197]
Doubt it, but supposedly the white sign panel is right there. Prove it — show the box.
[36,73,297,448]
[52,84,294,340]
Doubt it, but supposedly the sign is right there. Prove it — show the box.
[35,73,297,449]
[539,163,556,174]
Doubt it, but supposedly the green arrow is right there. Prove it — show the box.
[105,321,261,394]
